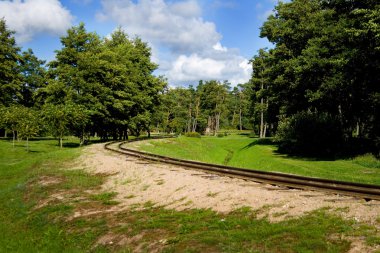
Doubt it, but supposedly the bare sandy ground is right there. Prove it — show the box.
[76,143,380,252]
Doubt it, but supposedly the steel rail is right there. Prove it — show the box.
[104,138,380,201]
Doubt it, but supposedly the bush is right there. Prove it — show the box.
[217,133,224,138]
[275,111,343,157]
[185,132,201,138]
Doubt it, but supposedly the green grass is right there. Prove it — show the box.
[0,138,108,252]
[115,205,377,253]
[1,138,379,252]
[129,135,380,185]
[91,192,120,205]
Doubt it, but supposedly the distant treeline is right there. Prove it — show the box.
[0,0,379,157]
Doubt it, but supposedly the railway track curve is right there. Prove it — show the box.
[105,137,380,201]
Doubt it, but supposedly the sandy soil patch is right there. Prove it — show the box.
[77,143,380,226]
[73,143,380,252]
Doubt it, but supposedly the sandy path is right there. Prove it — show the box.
[78,143,380,226]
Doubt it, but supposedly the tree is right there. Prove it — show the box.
[44,24,165,141]
[99,29,165,139]
[46,23,104,141]
[230,84,251,131]
[249,49,272,138]
[42,103,74,148]
[256,0,380,156]
[2,105,25,147]
[198,80,229,135]
[19,49,46,107]
[0,19,21,106]
[18,107,40,151]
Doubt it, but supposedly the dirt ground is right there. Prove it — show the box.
[75,143,380,252]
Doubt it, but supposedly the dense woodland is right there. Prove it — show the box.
[0,0,379,157]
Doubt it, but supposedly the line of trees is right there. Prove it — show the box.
[249,0,379,157]
[0,20,166,147]
[1,0,379,158]
[153,80,252,135]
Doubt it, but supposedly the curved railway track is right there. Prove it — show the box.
[105,137,380,201]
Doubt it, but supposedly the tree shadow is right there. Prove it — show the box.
[29,137,57,141]
[238,133,258,138]
[241,138,274,150]
[240,138,339,161]
[273,149,337,161]
[63,142,80,148]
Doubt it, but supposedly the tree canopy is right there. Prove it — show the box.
[250,0,380,156]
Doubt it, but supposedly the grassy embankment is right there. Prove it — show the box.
[131,134,380,185]
[1,138,379,252]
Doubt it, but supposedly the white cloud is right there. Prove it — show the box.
[213,42,227,52]
[0,0,73,43]
[98,0,220,54]
[167,51,251,86]
[98,0,252,86]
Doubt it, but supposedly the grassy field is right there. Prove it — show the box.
[130,134,380,185]
[1,138,379,252]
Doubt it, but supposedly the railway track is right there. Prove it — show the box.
[105,137,380,201]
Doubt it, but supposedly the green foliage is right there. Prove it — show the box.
[275,111,344,157]
[45,24,165,140]
[0,19,21,106]
[42,103,89,147]
[216,133,225,138]
[250,0,380,156]
[19,49,46,107]
[184,132,201,138]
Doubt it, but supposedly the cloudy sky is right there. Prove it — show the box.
[0,0,282,86]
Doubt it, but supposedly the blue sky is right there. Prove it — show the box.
[0,0,282,86]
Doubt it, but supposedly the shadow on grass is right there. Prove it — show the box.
[273,138,377,161]
[240,138,339,161]
[273,150,337,161]
[238,133,258,138]
[241,138,275,150]
[29,137,58,141]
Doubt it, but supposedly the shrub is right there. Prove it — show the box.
[217,133,224,138]
[185,132,201,138]
[275,111,343,157]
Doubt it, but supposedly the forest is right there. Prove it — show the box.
[0,0,379,157]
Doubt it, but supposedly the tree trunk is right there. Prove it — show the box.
[239,108,242,131]
[260,99,264,138]
[187,106,192,133]
[206,116,212,135]
[26,137,29,152]
[166,111,170,134]
[216,112,221,134]
[260,74,264,138]
[60,137,63,148]
[80,129,85,146]
[231,110,236,128]
[263,123,267,138]
[356,121,360,137]
[4,131,7,138]
[192,119,197,132]
[12,130,15,148]
[192,98,200,132]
